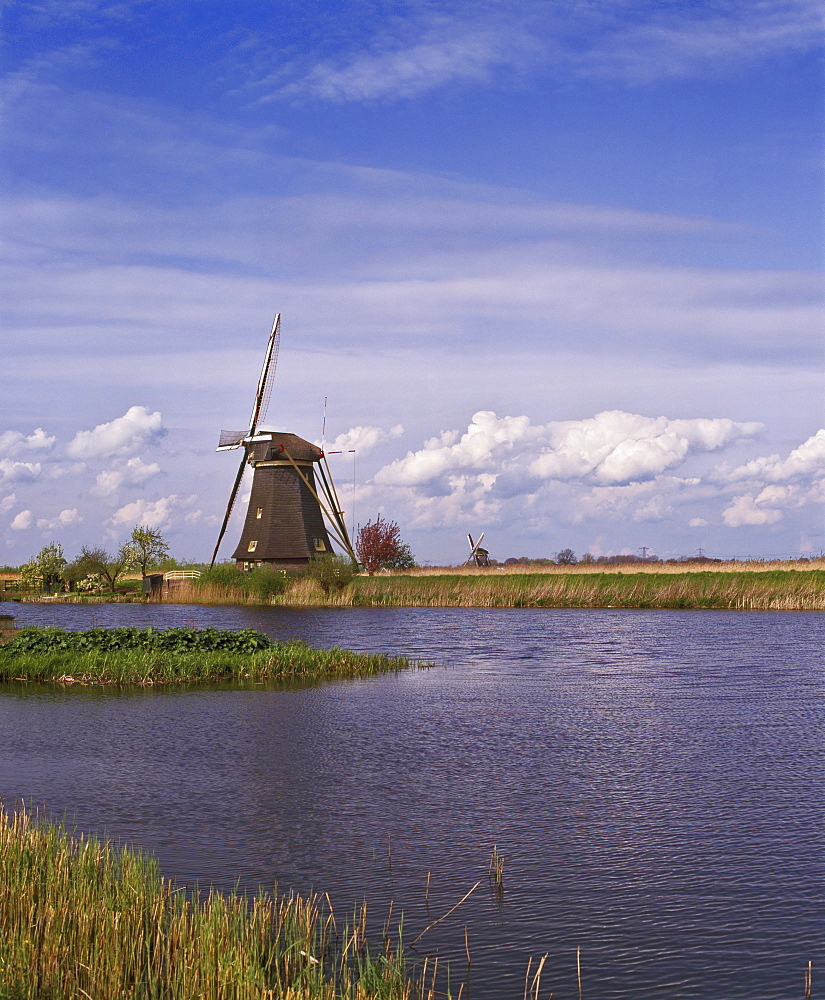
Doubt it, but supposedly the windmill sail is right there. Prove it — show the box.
[217,430,248,451]
[210,453,247,567]
[248,314,280,434]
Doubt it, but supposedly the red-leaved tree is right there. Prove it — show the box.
[356,515,404,576]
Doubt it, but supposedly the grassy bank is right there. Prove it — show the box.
[0,804,415,1000]
[0,627,418,686]
[173,569,825,611]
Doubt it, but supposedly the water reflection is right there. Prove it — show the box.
[1,605,822,999]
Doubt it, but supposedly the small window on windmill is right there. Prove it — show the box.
[313,538,327,552]
[256,507,263,519]
[247,540,258,553]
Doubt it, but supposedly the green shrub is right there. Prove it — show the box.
[2,626,275,655]
[196,564,292,601]
[307,554,357,594]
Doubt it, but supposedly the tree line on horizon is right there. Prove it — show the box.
[4,516,419,594]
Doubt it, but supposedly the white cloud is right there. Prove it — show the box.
[689,517,708,528]
[67,406,164,460]
[281,18,535,103]
[376,410,761,489]
[93,456,161,497]
[36,508,82,530]
[723,494,783,527]
[1,494,16,513]
[324,424,404,457]
[264,2,821,104]
[0,427,56,457]
[0,459,42,484]
[718,429,825,484]
[582,0,823,84]
[109,493,195,530]
[532,412,761,485]
[10,510,33,530]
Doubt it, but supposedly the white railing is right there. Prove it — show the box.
[163,570,202,581]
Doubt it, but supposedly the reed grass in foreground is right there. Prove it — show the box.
[0,627,419,686]
[0,804,415,1000]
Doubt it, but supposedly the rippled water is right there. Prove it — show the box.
[1,603,822,999]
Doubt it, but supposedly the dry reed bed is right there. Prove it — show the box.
[0,804,416,1000]
[401,559,825,576]
[175,571,825,611]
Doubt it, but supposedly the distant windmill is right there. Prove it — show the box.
[465,533,490,567]
[210,315,355,568]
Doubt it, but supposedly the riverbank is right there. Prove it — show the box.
[0,804,414,1000]
[0,627,419,686]
[175,568,825,611]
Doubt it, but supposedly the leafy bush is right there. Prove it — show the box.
[196,565,291,600]
[307,554,357,593]
[2,626,276,655]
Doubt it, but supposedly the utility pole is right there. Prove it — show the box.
[639,546,649,559]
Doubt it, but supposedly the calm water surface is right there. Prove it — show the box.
[1,603,822,999]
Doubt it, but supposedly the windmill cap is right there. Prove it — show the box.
[249,431,323,463]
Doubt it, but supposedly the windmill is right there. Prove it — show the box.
[210,315,356,568]
[465,533,490,567]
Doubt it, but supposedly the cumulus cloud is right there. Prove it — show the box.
[1,494,16,513]
[10,510,33,530]
[532,412,761,485]
[717,429,825,484]
[67,406,164,460]
[0,459,42,484]
[109,493,195,530]
[723,494,783,527]
[376,410,760,489]
[324,424,404,457]
[36,508,82,530]
[93,456,161,497]
[0,427,56,457]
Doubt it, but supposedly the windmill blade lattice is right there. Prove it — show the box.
[248,314,281,434]
[210,453,247,567]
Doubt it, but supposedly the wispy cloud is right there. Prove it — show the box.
[276,16,536,103]
[260,1,822,104]
[578,0,823,84]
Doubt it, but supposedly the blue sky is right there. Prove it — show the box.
[2,0,823,565]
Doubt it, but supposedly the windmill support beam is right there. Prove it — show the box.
[278,447,355,561]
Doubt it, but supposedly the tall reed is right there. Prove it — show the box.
[0,803,414,1000]
[168,569,825,611]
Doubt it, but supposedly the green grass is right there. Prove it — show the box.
[0,627,420,687]
[0,804,415,1000]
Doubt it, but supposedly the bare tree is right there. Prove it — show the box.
[76,545,137,593]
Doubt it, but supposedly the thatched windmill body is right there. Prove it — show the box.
[211,315,355,569]
[465,533,490,567]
